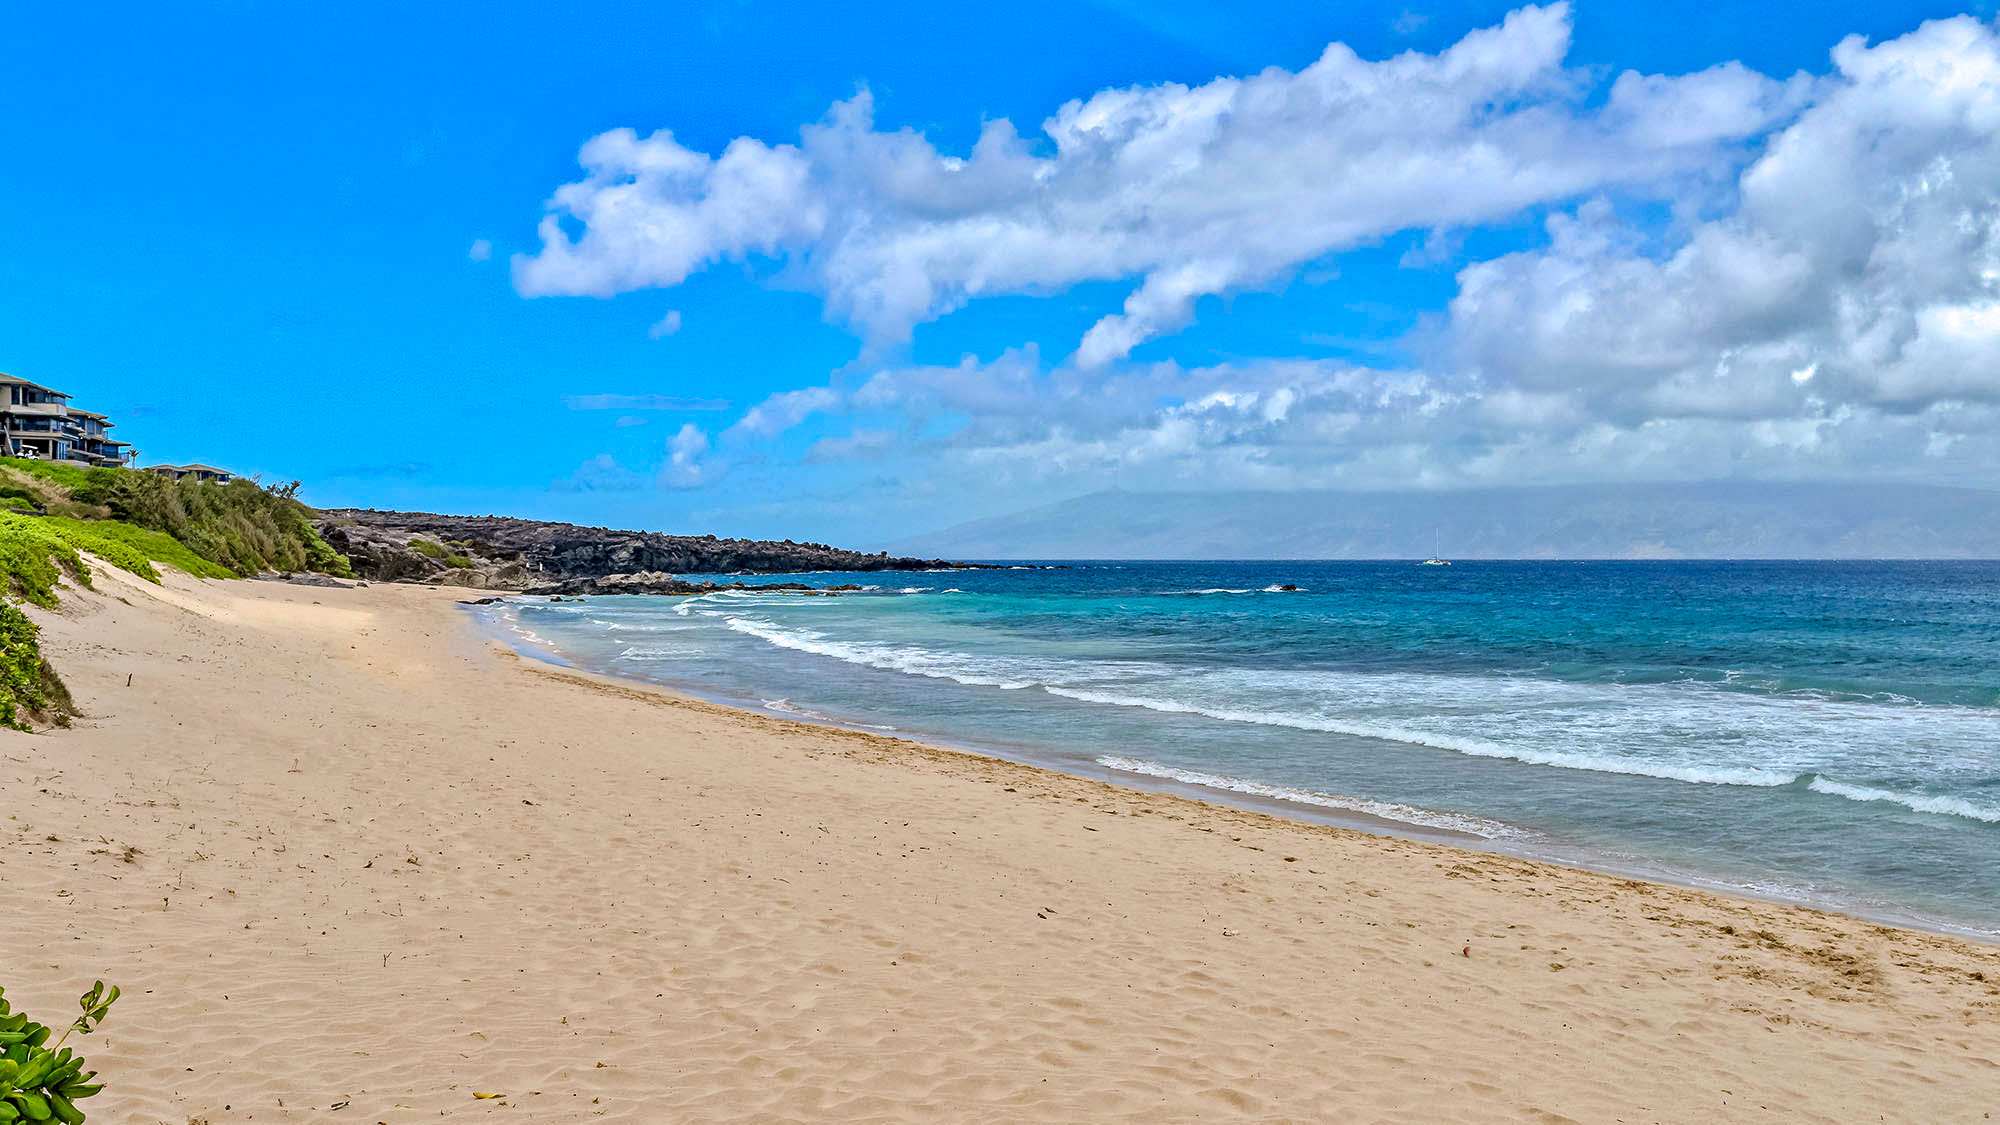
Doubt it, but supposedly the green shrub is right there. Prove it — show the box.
[36,524,157,583]
[0,511,251,604]
[0,604,72,731]
[0,519,88,607]
[0,459,94,493]
[407,538,446,559]
[0,980,118,1122]
[40,463,345,577]
[444,554,473,568]
[38,517,232,581]
[300,523,354,578]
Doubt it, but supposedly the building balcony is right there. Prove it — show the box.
[7,400,68,418]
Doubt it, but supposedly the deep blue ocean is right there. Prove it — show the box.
[486,561,2000,937]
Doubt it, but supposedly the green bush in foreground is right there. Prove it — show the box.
[0,980,118,1123]
[0,604,72,731]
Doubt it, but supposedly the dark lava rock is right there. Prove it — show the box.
[257,572,358,588]
[523,574,871,597]
[317,509,975,590]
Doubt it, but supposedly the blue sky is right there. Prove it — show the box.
[7,0,1999,546]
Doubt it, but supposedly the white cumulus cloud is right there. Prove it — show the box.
[662,423,723,488]
[524,8,2000,513]
[517,3,1804,365]
[1447,15,2000,420]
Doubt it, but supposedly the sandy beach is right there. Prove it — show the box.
[2,568,1996,1123]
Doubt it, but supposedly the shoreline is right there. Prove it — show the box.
[5,570,1997,1121]
[470,595,2000,946]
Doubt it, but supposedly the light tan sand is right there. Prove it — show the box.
[1,567,1996,1123]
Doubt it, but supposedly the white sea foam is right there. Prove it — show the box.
[617,645,698,659]
[760,697,898,731]
[1045,685,1799,788]
[723,616,1039,689]
[1261,584,1304,593]
[1095,755,1514,837]
[638,605,2000,817]
[718,613,1804,788]
[1807,777,2000,823]
[762,697,830,720]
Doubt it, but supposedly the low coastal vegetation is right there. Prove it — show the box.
[405,537,474,567]
[0,980,118,1123]
[0,604,71,731]
[0,458,351,730]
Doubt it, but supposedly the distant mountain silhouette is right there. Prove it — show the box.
[885,482,2000,559]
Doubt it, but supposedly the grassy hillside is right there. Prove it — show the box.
[0,458,351,729]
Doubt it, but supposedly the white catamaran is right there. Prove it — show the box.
[1420,529,1451,566]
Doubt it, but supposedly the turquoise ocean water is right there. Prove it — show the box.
[484,561,2000,937]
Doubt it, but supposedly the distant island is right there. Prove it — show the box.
[886,482,2000,560]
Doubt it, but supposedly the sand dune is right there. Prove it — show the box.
[1,568,1994,1122]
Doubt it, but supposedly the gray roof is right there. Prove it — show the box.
[0,373,67,395]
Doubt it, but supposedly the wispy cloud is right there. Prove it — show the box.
[726,386,840,439]
[326,460,434,480]
[552,452,646,492]
[562,393,730,411]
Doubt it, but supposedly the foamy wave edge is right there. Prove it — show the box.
[1042,685,1796,788]
[716,614,1994,817]
[1807,777,2000,824]
[1095,756,1514,837]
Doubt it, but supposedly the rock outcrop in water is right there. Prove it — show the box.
[317,509,971,590]
[523,574,868,597]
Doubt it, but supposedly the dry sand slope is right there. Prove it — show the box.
[1,568,1996,1123]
